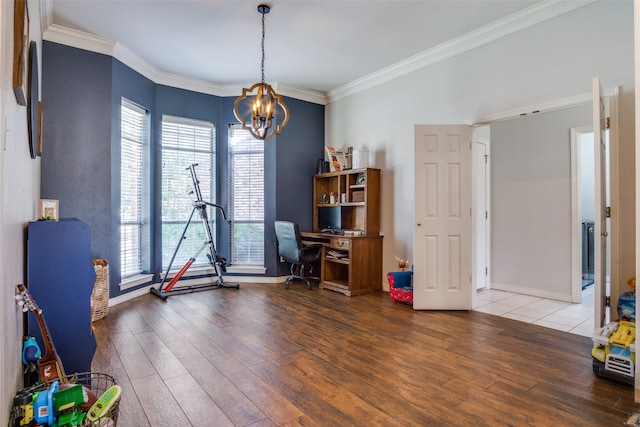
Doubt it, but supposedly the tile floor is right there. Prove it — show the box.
[475,285,595,337]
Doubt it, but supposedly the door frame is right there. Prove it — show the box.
[470,87,619,311]
[570,125,595,304]
[472,129,491,294]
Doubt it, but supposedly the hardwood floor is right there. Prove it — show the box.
[91,282,636,426]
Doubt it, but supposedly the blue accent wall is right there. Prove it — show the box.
[270,97,325,275]
[42,41,325,296]
[41,41,112,265]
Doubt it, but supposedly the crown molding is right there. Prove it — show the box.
[39,0,53,35]
[467,86,618,125]
[40,0,591,107]
[44,24,116,55]
[276,83,328,105]
[42,24,327,105]
[327,0,596,103]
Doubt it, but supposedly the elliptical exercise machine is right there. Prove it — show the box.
[151,163,239,300]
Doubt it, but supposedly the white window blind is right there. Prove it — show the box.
[229,124,264,266]
[161,115,215,269]
[120,100,148,278]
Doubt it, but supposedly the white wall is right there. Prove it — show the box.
[490,104,591,297]
[1,0,41,423]
[326,1,636,296]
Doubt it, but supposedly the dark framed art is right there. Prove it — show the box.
[12,0,29,106]
[37,101,43,156]
[27,41,38,159]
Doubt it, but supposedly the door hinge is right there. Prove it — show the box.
[606,117,610,129]
[606,206,611,218]
[605,296,611,307]
[485,211,488,220]
[485,266,488,275]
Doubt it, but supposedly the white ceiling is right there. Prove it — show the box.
[43,1,575,98]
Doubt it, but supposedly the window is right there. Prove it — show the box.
[228,124,264,266]
[161,116,215,269]
[120,99,150,278]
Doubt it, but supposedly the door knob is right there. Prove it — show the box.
[417,222,422,226]
[602,231,608,237]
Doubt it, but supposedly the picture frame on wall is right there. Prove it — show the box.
[13,0,29,106]
[37,102,43,156]
[27,41,39,159]
[39,199,59,221]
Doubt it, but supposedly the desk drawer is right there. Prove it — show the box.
[331,238,350,250]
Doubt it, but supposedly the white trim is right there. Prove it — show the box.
[43,24,115,56]
[469,87,619,125]
[40,0,591,106]
[39,0,53,35]
[41,24,326,105]
[570,125,591,304]
[162,114,213,129]
[327,0,595,103]
[490,282,573,303]
[110,284,156,306]
[111,275,287,306]
[226,265,267,275]
[119,273,154,291]
[607,86,621,319]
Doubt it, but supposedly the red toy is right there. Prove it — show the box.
[387,271,413,304]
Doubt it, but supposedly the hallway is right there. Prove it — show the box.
[475,286,595,337]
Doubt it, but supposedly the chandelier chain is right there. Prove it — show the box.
[260,9,266,84]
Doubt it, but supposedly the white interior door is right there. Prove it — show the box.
[413,125,472,310]
[473,139,489,290]
[593,77,608,329]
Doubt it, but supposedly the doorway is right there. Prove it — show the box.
[571,126,610,319]
[471,87,619,335]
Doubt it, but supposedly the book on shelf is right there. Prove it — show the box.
[326,249,348,259]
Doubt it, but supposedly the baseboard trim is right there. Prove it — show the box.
[110,275,289,307]
[490,282,572,303]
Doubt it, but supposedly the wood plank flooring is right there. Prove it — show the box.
[91,282,636,426]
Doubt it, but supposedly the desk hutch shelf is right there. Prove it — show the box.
[306,168,382,296]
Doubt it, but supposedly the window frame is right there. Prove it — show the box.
[228,123,265,268]
[120,98,150,279]
[160,115,216,271]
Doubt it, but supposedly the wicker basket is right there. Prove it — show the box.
[9,372,120,426]
[91,260,109,322]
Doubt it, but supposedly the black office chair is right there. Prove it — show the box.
[274,220,322,289]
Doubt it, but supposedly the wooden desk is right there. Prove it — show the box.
[301,232,383,296]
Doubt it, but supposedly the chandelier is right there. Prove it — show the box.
[233,4,289,141]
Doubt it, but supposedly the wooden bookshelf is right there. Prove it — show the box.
[305,168,382,296]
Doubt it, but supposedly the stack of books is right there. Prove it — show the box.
[326,250,348,261]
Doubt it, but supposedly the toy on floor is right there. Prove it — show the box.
[86,385,122,423]
[11,381,95,427]
[394,256,410,271]
[22,336,41,374]
[388,271,413,304]
[33,380,59,426]
[617,275,636,322]
[592,276,638,385]
[12,389,35,427]
[592,320,636,384]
